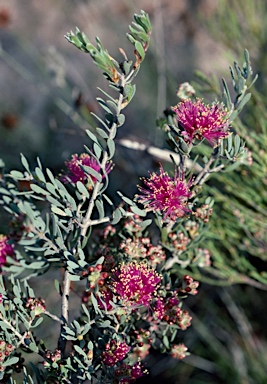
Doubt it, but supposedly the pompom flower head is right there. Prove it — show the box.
[62,153,112,188]
[102,340,130,366]
[110,261,161,308]
[0,235,14,267]
[136,166,192,222]
[172,98,229,146]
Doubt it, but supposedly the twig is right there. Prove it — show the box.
[0,313,39,353]
[31,227,61,253]
[43,310,63,324]
[154,0,166,147]
[58,270,71,355]
[80,74,127,237]
[192,153,215,186]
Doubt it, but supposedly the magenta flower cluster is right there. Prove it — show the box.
[0,235,14,267]
[137,166,192,221]
[110,261,161,307]
[153,295,192,329]
[62,153,112,188]
[102,340,130,367]
[115,361,146,383]
[173,98,229,146]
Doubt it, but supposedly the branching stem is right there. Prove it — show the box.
[58,270,71,355]
[81,75,127,237]
[192,147,221,187]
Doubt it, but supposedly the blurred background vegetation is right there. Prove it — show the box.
[0,0,266,383]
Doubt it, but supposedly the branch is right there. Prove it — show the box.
[58,270,71,355]
[43,310,63,324]
[0,313,40,353]
[80,75,127,237]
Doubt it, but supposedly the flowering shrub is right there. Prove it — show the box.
[62,153,113,187]
[0,10,256,384]
[137,166,192,221]
[172,98,229,145]
[0,236,14,269]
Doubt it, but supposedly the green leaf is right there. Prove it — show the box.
[130,205,147,217]
[96,128,109,139]
[139,219,152,229]
[20,154,31,173]
[228,110,238,124]
[63,334,77,341]
[46,182,57,196]
[2,356,19,367]
[93,142,102,159]
[46,195,64,207]
[51,206,68,216]
[46,168,56,184]
[30,184,50,196]
[35,167,46,183]
[222,78,232,109]
[95,198,105,219]
[96,98,112,114]
[122,61,132,75]
[117,114,125,127]
[81,165,102,182]
[162,335,170,349]
[107,139,115,158]
[97,87,117,102]
[234,135,241,155]
[126,33,136,45]
[76,181,89,198]
[91,113,110,130]
[117,192,134,206]
[227,135,233,153]
[9,170,25,180]
[224,161,242,172]
[68,274,82,281]
[0,321,10,330]
[135,41,145,59]
[74,345,88,359]
[124,84,136,103]
[102,194,113,206]
[237,92,251,113]
[54,279,62,295]
[31,317,43,328]
[86,130,100,144]
[82,304,91,320]
[24,261,47,269]
[106,100,118,114]
[91,293,101,314]
[111,207,122,224]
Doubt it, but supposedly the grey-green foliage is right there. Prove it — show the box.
[0,11,152,383]
[191,1,267,289]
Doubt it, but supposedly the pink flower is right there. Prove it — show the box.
[102,340,130,366]
[137,167,192,221]
[119,237,166,267]
[117,362,146,383]
[153,297,165,320]
[110,262,161,308]
[0,235,14,267]
[130,361,146,379]
[170,343,189,360]
[62,153,112,188]
[153,295,192,329]
[173,98,229,146]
